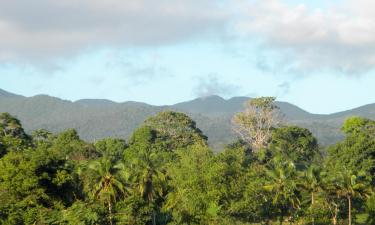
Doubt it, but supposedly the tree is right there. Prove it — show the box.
[364,193,375,224]
[232,97,281,151]
[53,129,99,161]
[86,158,127,225]
[163,145,219,224]
[327,117,375,184]
[31,129,55,147]
[61,200,108,225]
[144,111,208,150]
[0,113,30,155]
[130,147,166,225]
[264,158,301,224]
[342,117,375,137]
[0,113,27,139]
[300,165,324,224]
[269,126,319,169]
[0,145,81,224]
[332,169,371,225]
[94,138,127,161]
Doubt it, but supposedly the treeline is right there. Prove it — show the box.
[0,98,374,225]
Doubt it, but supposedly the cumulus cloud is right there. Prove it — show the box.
[193,75,240,97]
[0,0,227,61]
[236,0,375,73]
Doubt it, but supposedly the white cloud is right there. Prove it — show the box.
[0,0,228,61]
[2,0,375,74]
[192,74,240,97]
[235,0,375,73]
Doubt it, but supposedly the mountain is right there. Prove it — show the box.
[1,88,374,150]
[0,89,24,98]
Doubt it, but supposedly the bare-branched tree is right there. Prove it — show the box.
[232,97,281,151]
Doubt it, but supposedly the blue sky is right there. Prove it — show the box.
[1,0,375,114]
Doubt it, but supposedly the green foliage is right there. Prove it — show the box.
[0,113,30,157]
[269,126,319,169]
[264,158,301,223]
[114,195,152,225]
[53,129,99,161]
[0,145,81,224]
[0,113,28,139]
[327,116,375,184]
[60,201,109,225]
[342,116,375,136]
[364,193,375,224]
[163,145,218,224]
[31,129,55,147]
[144,111,208,150]
[95,138,127,161]
[0,112,374,225]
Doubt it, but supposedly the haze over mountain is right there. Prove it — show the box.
[1,88,374,150]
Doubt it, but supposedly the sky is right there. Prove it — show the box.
[0,0,375,114]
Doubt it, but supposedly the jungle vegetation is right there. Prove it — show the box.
[0,97,374,225]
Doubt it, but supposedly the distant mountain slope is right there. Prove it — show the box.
[0,89,24,98]
[1,88,374,150]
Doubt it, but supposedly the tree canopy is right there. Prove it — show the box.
[0,107,374,225]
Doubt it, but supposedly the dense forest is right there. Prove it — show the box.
[0,97,374,225]
[4,88,375,149]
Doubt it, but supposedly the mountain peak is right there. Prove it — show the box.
[198,95,225,101]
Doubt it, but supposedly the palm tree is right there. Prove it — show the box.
[131,147,166,225]
[333,169,371,225]
[300,165,323,224]
[264,158,301,225]
[87,158,127,225]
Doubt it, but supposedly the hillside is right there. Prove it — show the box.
[1,88,374,149]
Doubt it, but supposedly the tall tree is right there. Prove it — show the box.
[94,138,127,161]
[130,147,166,225]
[0,113,27,139]
[0,113,30,155]
[86,158,126,225]
[163,145,219,224]
[232,97,281,151]
[144,111,208,151]
[327,117,375,183]
[264,158,301,224]
[269,126,319,169]
[300,165,324,224]
[332,169,371,225]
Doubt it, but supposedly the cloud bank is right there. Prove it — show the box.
[0,0,227,61]
[1,0,375,73]
[236,0,375,73]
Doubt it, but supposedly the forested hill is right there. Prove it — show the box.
[1,88,374,149]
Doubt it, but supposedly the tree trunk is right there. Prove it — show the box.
[348,196,352,225]
[311,192,315,225]
[332,204,338,225]
[279,209,284,225]
[108,201,113,225]
[152,210,156,225]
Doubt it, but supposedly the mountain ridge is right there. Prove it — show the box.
[1,88,374,149]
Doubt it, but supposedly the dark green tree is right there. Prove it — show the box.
[264,158,301,224]
[144,111,208,150]
[269,126,319,169]
[86,158,127,225]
